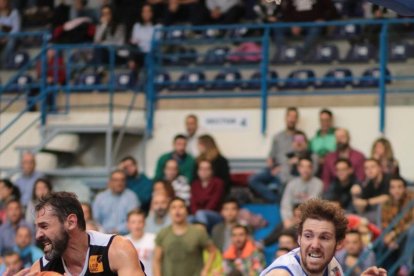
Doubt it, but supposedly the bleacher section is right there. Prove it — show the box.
[144,19,414,136]
[2,19,414,181]
[2,19,414,274]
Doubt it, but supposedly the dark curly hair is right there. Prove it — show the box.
[298,198,348,242]
[35,192,86,231]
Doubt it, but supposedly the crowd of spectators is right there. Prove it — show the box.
[0,108,413,275]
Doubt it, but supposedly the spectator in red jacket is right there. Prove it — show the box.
[28,48,66,112]
[322,128,365,191]
[191,159,225,232]
[36,48,66,85]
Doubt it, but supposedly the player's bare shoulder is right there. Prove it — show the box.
[108,235,145,276]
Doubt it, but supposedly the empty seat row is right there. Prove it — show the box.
[161,24,370,41]
[2,72,137,93]
[163,27,250,41]
[154,67,392,91]
[159,41,413,67]
[276,42,413,64]
[73,72,138,91]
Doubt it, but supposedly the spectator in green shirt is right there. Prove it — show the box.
[154,134,196,182]
[310,109,336,163]
[153,197,217,276]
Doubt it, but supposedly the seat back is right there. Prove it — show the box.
[6,51,30,69]
[344,43,376,63]
[320,68,353,88]
[284,69,315,89]
[274,45,303,64]
[203,46,230,65]
[357,67,391,87]
[173,70,205,91]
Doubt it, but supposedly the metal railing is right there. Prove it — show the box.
[0,37,143,172]
[146,18,414,137]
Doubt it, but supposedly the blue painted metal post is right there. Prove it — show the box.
[65,47,72,114]
[40,39,48,126]
[260,27,270,135]
[106,46,116,171]
[145,29,158,137]
[379,23,388,135]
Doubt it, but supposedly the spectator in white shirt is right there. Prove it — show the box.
[125,209,156,276]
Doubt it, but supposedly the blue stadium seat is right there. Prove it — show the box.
[171,70,205,91]
[5,74,33,93]
[162,47,197,66]
[6,51,30,69]
[75,73,101,91]
[306,44,339,64]
[154,72,171,91]
[355,67,391,87]
[116,47,132,65]
[181,48,198,65]
[203,28,221,39]
[336,23,361,39]
[389,42,411,62]
[228,27,249,38]
[69,49,93,64]
[164,29,187,40]
[273,45,303,64]
[208,69,242,90]
[282,69,316,89]
[317,68,353,88]
[202,46,230,65]
[244,70,278,90]
[116,72,136,90]
[343,43,376,63]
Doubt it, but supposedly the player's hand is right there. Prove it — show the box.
[361,266,387,276]
[4,268,37,276]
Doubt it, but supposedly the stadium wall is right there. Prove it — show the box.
[1,106,412,180]
[146,106,413,180]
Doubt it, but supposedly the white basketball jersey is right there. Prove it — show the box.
[260,248,343,276]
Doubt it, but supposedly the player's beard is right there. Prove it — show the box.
[39,226,70,261]
[301,246,336,275]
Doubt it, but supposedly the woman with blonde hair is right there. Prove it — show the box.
[371,137,399,176]
[197,134,231,195]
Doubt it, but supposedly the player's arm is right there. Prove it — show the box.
[4,261,40,276]
[108,236,145,276]
[30,260,41,273]
[264,269,292,276]
[153,245,163,276]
